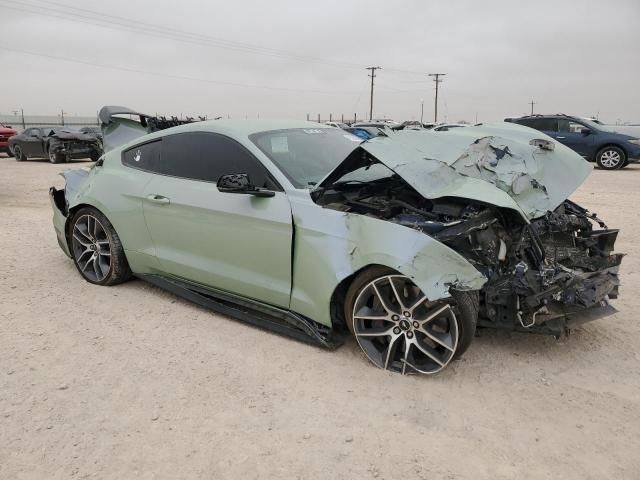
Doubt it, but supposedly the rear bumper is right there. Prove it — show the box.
[49,187,72,258]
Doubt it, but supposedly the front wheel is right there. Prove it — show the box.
[69,207,132,286]
[13,145,26,161]
[595,146,626,170]
[48,149,64,164]
[344,267,478,375]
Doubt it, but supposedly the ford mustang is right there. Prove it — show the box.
[49,106,623,375]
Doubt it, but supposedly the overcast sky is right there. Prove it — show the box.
[1,0,639,123]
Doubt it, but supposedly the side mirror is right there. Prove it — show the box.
[216,173,275,197]
[581,128,592,135]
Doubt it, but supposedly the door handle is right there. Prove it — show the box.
[555,136,566,139]
[146,194,170,205]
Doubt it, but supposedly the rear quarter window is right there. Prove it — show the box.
[122,140,162,172]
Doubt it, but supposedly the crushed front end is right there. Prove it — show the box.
[48,135,101,161]
[433,200,622,337]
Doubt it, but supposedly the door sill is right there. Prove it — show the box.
[139,273,344,349]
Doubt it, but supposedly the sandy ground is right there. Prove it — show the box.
[1,154,639,480]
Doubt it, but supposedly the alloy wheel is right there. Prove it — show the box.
[352,275,459,375]
[71,214,112,282]
[600,150,621,168]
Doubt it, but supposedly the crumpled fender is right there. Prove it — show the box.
[61,168,92,203]
[288,194,486,327]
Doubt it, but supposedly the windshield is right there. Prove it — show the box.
[250,128,361,187]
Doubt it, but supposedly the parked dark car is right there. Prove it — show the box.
[9,126,102,163]
[505,114,640,169]
[0,123,17,156]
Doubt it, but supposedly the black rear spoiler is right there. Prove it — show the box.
[98,106,205,153]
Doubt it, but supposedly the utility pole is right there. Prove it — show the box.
[366,66,382,121]
[420,99,424,124]
[21,108,25,129]
[60,109,66,126]
[428,73,446,123]
[529,100,535,115]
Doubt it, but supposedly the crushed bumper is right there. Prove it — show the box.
[49,187,72,258]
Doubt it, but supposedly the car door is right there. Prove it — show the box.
[142,131,293,308]
[555,119,594,157]
[20,128,45,157]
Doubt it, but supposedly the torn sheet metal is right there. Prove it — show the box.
[356,122,592,220]
[288,193,486,326]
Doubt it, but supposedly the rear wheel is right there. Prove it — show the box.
[344,267,478,375]
[13,145,26,161]
[69,207,132,286]
[595,146,626,170]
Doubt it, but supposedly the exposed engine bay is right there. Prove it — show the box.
[315,173,622,337]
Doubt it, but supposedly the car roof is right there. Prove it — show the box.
[156,119,328,137]
[511,114,580,120]
[111,119,335,152]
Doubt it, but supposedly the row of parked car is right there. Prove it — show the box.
[0,123,102,163]
[325,114,640,170]
[3,112,640,170]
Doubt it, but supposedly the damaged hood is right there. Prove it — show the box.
[321,123,592,220]
[46,128,99,142]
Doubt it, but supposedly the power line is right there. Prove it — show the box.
[2,0,428,75]
[428,73,446,123]
[366,67,382,120]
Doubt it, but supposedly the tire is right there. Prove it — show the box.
[68,207,132,286]
[344,266,479,375]
[620,159,630,168]
[48,149,64,164]
[13,145,26,161]
[595,146,626,170]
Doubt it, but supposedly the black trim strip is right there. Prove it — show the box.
[139,274,344,350]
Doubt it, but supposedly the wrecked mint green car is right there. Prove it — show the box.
[49,107,623,375]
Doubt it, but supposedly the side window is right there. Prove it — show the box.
[161,132,277,189]
[122,140,162,172]
[529,118,557,132]
[558,120,585,133]
[517,118,535,128]
[24,128,36,136]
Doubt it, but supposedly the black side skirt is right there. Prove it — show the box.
[139,274,344,350]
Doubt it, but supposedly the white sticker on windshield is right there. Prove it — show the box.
[343,134,362,142]
[270,136,289,153]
